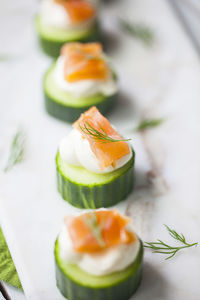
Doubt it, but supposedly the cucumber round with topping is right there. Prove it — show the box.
[56,149,135,209]
[35,16,100,57]
[55,239,143,300]
[43,63,117,123]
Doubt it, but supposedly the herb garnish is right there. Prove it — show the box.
[136,118,164,131]
[118,18,154,46]
[4,129,25,172]
[83,212,105,248]
[81,192,96,209]
[144,225,198,259]
[81,192,105,247]
[79,122,131,143]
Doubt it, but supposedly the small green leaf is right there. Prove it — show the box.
[4,129,25,172]
[136,118,164,131]
[118,18,154,46]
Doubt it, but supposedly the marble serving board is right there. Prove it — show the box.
[0,0,200,299]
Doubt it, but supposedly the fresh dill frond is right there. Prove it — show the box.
[144,225,198,259]
[136,118,164,131]
[79,122,131,143]
[118,18,154,46]
[83,212,105,248]
[4,129,25,172]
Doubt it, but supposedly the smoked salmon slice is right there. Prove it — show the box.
[67,210,136,253]
[73,107,130,169]
[61,42,109,82]
[54,0,96,24]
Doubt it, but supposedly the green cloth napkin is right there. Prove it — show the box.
[0,228,22,290]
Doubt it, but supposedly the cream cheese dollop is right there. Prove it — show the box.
[59,129,132,174]
[53,56,118,98]
[58,216,140,276]
[39,0,95,31]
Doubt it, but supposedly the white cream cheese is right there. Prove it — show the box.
[59,129,132,174]
[53,56,118,98]
[39,0,95,31]
[58,216,140,276]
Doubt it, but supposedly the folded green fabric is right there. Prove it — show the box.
[0,228,22,290]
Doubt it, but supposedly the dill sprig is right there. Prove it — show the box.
[136,118,164,131]
[81,192,96,209]
[79,122,131,143]
[118,18,154,46]
[83,212,105,248]
[4,129,25,172]
[144,225,198,259]
[81,194,105,247]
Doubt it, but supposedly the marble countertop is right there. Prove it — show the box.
[169,0,200,51]
[0,0,200,299]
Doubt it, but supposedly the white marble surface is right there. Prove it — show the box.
[169,0,200,51]
[0,0,200,299]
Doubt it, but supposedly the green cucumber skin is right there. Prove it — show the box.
[45,91,116,123]
[43,63,117,123]
[38,28,100,58]
[56,152,135,209]
[35,14,100,58]
[55,240,143,300]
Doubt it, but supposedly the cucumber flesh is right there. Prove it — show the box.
[44,64,117,122]
[36,15,99,42]
[35,15,100,57]
[56,150,135,208]
[44,64,112,107]
[55,239,143,300]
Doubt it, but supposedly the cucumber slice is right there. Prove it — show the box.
[43,63,117,123]
[35,15,100,57]
[55,239,143,300]
[56,150,135,208]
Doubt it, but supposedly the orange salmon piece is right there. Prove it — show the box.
[61,42,109,82]
[54,0,96,24]
[67,210,136,253]
[73,107,130,169]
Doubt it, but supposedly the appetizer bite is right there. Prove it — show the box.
[44,42,118,122]
[36,0,99,57]
[56,107,134,208]
[55,209,143,300]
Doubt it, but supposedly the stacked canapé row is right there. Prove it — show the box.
[35,1,143,299]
